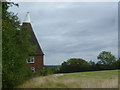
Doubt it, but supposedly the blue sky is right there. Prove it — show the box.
[9,2,118,65]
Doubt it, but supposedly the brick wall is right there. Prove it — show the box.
[29,55,44,71]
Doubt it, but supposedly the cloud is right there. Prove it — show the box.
[9,2,118,65]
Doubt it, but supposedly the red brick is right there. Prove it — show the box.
[29,55,44,71]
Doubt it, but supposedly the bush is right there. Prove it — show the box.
[30,68,56,77]
[59,58,89,73]
[39,70,47,76]
[2,2,34,88]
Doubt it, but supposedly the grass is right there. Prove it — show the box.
[59,70,118,79]
[17,70,118,88]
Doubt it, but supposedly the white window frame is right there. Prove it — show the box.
[31,67,35,72]
[27,56,34,63]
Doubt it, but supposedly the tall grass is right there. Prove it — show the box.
[17,70,118,88]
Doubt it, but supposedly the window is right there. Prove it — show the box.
[27,56,34,63]
[31,67,35,72]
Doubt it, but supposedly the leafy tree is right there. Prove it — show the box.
[88,60,97,71]
[113,58,120,69]
[97,51,116,65]
[2,2,34,88]
[60,58,89,73]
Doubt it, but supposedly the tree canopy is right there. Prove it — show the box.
[60,58,89,73]
[59,51,119,73]
[2,2,34,88]
[97,51,116,65]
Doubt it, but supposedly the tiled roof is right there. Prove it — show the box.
[22,23,44,56]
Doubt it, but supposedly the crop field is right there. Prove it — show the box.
[18,70,118,88]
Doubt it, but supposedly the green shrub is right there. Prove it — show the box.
[39,70,47,76]
[2,2,34,88]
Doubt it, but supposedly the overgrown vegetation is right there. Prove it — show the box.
[2,2,35,88]
[30,66,59,77]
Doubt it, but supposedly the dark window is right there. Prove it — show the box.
[27,56,34,63]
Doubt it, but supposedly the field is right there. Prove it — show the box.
[18,70,118,88]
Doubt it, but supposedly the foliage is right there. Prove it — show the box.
[113,58,120,69]
[2,2,34,88]
[30,70,47,77]
[97,51,116,65]
[30,66,59,77]
[44,66,60,74]
[59,51,119,73]
[88,60,98,71]
[96,51,117,70]
[59,58,89,73]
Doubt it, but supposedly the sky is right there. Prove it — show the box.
[9,2,118,65]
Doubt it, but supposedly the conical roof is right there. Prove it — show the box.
[22,13,44,56]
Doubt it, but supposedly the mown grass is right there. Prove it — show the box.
[59,70,118,79]
[17,70,118,88]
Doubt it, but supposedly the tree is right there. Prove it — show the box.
[88,60,97,71]
[2,2,35,88]
[59,58,89,73]
[113,58,120,69]
[97,51,116,65]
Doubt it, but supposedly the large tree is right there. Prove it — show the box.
[97,51,116,65]
[60,58,89,73]
[2,2,34,88]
